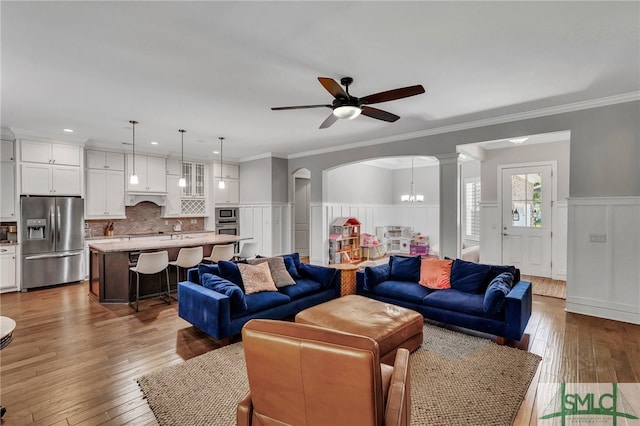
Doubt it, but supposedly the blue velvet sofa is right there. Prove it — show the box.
[178,254,340,340]
[356,256,532,341]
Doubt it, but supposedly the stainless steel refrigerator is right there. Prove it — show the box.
[20,196,84,290]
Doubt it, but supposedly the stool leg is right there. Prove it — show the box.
[165,268,171,304]
[135,272,140,312]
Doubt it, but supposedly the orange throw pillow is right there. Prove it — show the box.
[419,258,453,289]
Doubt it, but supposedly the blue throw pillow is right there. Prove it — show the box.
[298,263,337,289]
[364,263,391,290]
[486,264,520,285]
[483,272,514,314]
[200,273,247,313]
[281,254,301,279]
[450,259,491,293]
[198,263,220,284]
[217,260,245,290]
[389,256,421,282]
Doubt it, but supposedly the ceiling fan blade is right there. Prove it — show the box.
[318,77,348,99]
[271,104,331,111]
[360,85,425,105]
[319,113,338,129]
[361,106,400,123]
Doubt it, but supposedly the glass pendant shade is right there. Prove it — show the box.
[218,136,225,189]
[179,129,186,188]
[178,177,186,187]
[129,120,139,185]
[333,105,361,120]
[129,174,139,185]
[218,179,225,189]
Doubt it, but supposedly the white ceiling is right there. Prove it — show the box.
[2,2,638,162]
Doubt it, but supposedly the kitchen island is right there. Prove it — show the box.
[88,234,247,304]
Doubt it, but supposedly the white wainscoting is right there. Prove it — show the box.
[552,200,568,280]
[479,203,501,265]
[239,203,291,257]
[567,197,640,325]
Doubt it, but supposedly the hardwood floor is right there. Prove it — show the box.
[1,279,638,425]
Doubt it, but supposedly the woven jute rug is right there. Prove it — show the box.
[138,323,541,426]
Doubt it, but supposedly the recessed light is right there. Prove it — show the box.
[509,137,529,144]
[63,128,74,133]
[150,141,159,145]
[213,150,219,154]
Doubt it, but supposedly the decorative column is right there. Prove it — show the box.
[435,153,461,260]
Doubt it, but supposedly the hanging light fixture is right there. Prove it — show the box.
[129,120,139,184]
[512,208,520,222]
[218,137,225,189]
[401,157,424,203]
[178,129,186,188]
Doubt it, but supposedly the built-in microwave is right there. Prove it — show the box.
[216,207,238,221]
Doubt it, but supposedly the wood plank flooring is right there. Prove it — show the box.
[1,279,638,425]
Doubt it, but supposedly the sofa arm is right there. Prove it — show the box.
[177,281,232,340]
[502,280,532,341]
[356,271,366,293]
[385,348,410,426]
[236,392,253,426]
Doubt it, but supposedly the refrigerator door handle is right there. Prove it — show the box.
[25,252,83,261]
[50,206,56,242]
[57,205,61,243]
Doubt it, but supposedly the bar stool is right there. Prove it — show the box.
[129,251,170,312]
[233,241,258,261]
[205,243,235,263]
[168,246,203,293]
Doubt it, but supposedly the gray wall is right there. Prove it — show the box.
[392,165,439,205]
[481,140,570,202]
[288,101,640,201]
[271,157,289,203]
[326,163,393,204]
[240,157,271,203]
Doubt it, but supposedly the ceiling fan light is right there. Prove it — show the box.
[333,105,361,120]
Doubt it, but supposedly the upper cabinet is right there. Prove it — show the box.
[19,140,82,196]
[21,140,81,166]
[1,140,16,219]
[126,154,166,193]
[213,163,239,180]
[0,139,15,162]
[86,150,124,170]
[166,158,181,176]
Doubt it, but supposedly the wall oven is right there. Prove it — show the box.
[216,225,238,236]
[216,207,237,221]
[215,207,239,235]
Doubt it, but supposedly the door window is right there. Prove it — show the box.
[510,173,542,227]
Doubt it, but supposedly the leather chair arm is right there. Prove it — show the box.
[384,348,411,426]
[236,392,253,426]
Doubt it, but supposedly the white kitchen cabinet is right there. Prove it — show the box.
[21,140,81,166]
[86,169,125,218]
[164,174,182,216]
[1,163,16,219]
[0,245,17,292]
[86,150,124,171]
[213,178,239,204]
[1,139,15,162]
[213,163,239,180]
[21,163,81,195]
[166,158,181,176]
[126,154,167,193]
[182,162,206,198]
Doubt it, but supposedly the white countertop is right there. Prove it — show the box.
[88,234,247,253]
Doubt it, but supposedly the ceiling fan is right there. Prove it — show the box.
[271,77,425,129]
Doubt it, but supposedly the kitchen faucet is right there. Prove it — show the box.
[174,220,183,238]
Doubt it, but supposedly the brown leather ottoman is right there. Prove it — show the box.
[295,295,424,364]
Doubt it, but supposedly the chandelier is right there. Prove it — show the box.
[401,157,424,202]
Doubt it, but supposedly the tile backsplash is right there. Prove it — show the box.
[86,202,205,237]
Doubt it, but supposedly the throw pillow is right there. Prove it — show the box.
[248,257,296,288]
[389,256,421,282]
[363,263,391,290]
[200,273,247,313]
[418,258,453,289]
[217,260,244,290]
[298,262,337,289]
[450,259,491,293]
[282,255,301,279]
[198,263,220,284]
[483,272,514,314]
[237,262,278,295]
[486,264,520,285]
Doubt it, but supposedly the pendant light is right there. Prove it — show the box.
[129,120,139,184]
[218,137,226,189]
[401,157,424,203]
[178,129,186,187]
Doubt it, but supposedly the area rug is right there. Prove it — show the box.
[138,324,541,426]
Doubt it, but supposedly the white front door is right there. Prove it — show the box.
[501,164,553,277]
[294,177,310,256]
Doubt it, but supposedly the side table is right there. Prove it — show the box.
[329,263,360,296]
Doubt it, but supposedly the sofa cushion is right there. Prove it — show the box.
[450,259,491,293]
[281,253,302,279]
[364,263,391,290]
[483,272,514,315]
[198,263,220,284]
[419,258,453,289]
[237,291,291,318]
[389,256,421,282]
[298,263,337,289]
[248,257,296,288]
[217,260,245,290]
[238,262,278,295]
[370,280,432,305]
[486,264,520,286]
[200,273,247,313]
[423,288,499,318]
[278,277,324,300]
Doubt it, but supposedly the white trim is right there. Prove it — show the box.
[284,92,640,160]
[568,196,640,206]
[566,298,640,325]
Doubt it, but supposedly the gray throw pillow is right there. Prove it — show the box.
[248,256,296,288]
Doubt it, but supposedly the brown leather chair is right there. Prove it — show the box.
[237,319,411,426]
